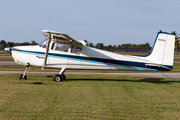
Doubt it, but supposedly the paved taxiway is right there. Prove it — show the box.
[0,71,180,78]
[0,61,17,67]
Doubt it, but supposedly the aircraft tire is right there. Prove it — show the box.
[62,74,66,80]
[19,74,27,80]
[53,74,63,82]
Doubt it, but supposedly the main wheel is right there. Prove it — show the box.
[62,74,66,80]
[19,74,27,80]
[53,74,63,82]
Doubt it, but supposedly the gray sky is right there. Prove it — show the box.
[0,0,180,46]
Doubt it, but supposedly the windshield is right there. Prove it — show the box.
[39,39,47,48]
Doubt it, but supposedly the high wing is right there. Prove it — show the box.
[42,30,84,67]
[42,30,83,46]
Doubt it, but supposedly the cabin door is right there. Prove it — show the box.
[67,46,83,69]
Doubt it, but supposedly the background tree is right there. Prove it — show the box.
[7,42,15,47]
[89,42,94,47]
[95,43,104,49]
[108,45,113,49]
[0,40,7,48]
[31,40,38,45]
[171,31,180,49]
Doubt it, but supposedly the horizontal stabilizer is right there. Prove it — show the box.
[145,64,172,71]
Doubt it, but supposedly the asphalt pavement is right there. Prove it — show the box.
[0,61,17,67]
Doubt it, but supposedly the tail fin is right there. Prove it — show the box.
[146,31,175,70]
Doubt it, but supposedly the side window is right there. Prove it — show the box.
[55,43,69,52]
[39,39,47,47]
[42,41,47,48]
[71,46,82,54]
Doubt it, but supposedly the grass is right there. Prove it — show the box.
[171,63,180,72]
[0,57,14,61]
[0,52,11,56]
[0,52,13,61]
[1,53,180,118]
[0,74,180,119]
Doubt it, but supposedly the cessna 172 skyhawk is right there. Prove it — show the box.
[5,30,175,81]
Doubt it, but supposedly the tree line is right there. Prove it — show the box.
[89,31,180,49]
[87,42,151,49]
[0,39,151,49]
[0,40,38,49]
[0,31,179,50]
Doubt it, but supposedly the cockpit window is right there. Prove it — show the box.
[55,43,69,52]
[39,39,47,48]
[39,40,69,52]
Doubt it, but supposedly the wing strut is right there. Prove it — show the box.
[43,32,51,67]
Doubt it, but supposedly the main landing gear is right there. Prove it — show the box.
[19,64,30,80]
[19,65,66,82]
[53,68,66,82]
[53,74,66,82]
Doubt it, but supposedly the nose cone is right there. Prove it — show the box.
[10,45,33,65]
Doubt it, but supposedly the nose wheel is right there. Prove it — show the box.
[19,74,27,80]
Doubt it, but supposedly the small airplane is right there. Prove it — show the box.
[4,30,175,81]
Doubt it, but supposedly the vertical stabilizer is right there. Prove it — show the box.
[146,31,175,70]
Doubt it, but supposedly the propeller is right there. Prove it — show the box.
[4,47,12,54]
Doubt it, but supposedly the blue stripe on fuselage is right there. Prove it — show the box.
[12,48,172,71]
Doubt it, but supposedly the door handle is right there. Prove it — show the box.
[36,56,44,59]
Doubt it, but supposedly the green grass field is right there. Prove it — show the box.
[1,52,180,119]
[0,74,180,119]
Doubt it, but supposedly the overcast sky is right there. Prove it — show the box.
[0,0,180,46]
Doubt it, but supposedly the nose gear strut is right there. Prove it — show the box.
[19,64,31,80]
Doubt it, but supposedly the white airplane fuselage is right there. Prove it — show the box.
[10,44,171,72]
